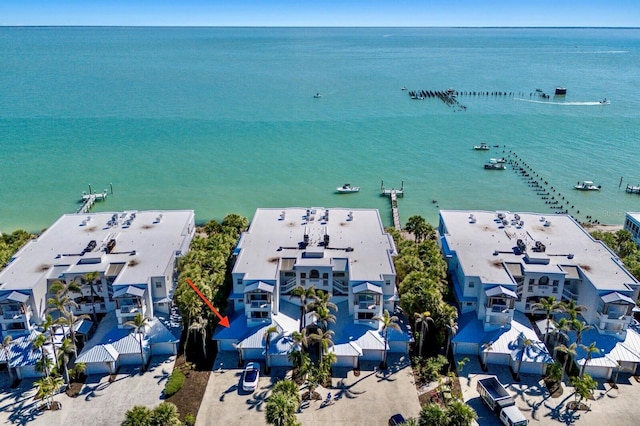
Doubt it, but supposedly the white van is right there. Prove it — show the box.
[499,405,528,426]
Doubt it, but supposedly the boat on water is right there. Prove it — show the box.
[484,162,506,170]
[600,98,610,105]
[574,181,601,191]
[555,87,567,95]
[401,86,407,91]
[314,93,322,98]
[474,143,490,150]
[489,157,506,163]
[336,183,360,193]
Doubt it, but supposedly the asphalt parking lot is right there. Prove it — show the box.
[196,352,421,426]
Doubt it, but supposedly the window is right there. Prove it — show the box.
[539,276,549,286]
[155,281,163,288]
[310,270,320,279]
[465,302,474,306]
[468,282,475,288]
[236,278,243,286]
[322,273,329,279]
[552,280,559,287]
[386,280,391,286]
[300,273,306,279]
[529,278,535,285]
[358,312,374,320]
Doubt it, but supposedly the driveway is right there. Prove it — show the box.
[0,355,175,426]
[456,355,640,426]
[196,352,421,426]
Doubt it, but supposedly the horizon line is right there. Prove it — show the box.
[1,25,639,29]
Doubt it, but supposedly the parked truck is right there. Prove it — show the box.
[477,376,528,426]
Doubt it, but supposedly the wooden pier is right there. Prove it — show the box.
[381,181,404,231]
[77,188,109,214]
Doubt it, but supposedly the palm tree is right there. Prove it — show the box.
[179,289,203,356]
[374,309,401,370]
[48,280,88,356]
[189,316,209,358]
[445,318,458,359]
[35,375,64,409]
[579,342,601,377]
[571,320,593,346]
[125,313,150,372]
[531,296,565,344]
[515,333,533,381]
[314,306,336,332]
[263,325,279,373]
[290,328,311,355]
[446,400,478,426]
[308,328,335,364]
[308,290,338,325]
[1,335,15,383]
[32,333,51,376]
[419,403,447,426]
[556,342,578,379]
[564,299,587,321]
[414,311,432,357]
[551,317,572,346]
[290,285,317,332]
[41,314,59,367]
[57,337,76,386]
[265,391,299,426]
[82,271,101,324]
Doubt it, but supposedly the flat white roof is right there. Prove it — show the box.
[234,208,396,282]
[440,210,638,292]
[0,210,194,292]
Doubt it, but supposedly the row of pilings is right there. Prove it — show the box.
[407,89,467,111]
[506,150,602,225]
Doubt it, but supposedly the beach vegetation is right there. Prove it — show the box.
[591,229,640,281]
[0,229,34,270]
[122,402,181,426]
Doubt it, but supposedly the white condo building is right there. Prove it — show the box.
[0,210,195,377]
[214,207,412,368]
[439,210,640,378]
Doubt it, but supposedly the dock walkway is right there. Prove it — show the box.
[77,191,108,214]
[381,181,404,231]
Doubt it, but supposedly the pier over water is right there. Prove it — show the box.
[381,180,404,231]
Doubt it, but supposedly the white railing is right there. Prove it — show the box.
[280,278,298,294]
[333,280,348,293]
[358,302,378,310]
[250,301,269,309]
[2,310,21,320]
[562,288,579,302]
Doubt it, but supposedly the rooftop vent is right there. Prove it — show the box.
[106,239,116,254]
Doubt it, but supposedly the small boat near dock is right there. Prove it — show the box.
[474,143,490,150]
[484,161,506,170]
[336,183,360,193]
[574,181,601,191]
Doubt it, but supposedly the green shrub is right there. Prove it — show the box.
[184,413,196,426]
[164,368,186,397]
[415,355,449,383]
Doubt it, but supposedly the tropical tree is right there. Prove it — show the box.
[308,328,335,364]
[515,334,533,381]
[122,405,153,426]
[446,400,478,426]
[313,306,336,332]
[263,325,279,373]
[419,403,447,426]
[177,282,204,355]
[290,285,317,332]
[265,391,300,426]
[48,279,88,357]
[307,290,338,327]
[374,309,401,370]
[551,317,572,346]
[531,296,565,344]
[82,271,101,324]
[1,335,15,383]
[189,316,209,359]
[56,337,76,386]
[33,333,51,376]
[564,299,587,321]
[571,320,592,346]
[570,373,597,405]
[579,342,601,377]
[34,375,64,409]
[290,329,310,355]
[405,215,434,243]
[414,311,433,357]
[556,342,578,378]
[125,313,150,371]
[444,318,458,359]
[41,314,59,367]
[150,401,182,426]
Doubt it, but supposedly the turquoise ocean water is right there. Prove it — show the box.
[1,27,639,232]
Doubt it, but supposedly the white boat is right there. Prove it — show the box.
[489,157,506,163]
[336,183,360,193]
[575,181,601,191]
[314,93,322,98]
[600,98,610,105]
[474,143,490,150]
[484,162,506,170]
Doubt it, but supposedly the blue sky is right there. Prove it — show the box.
[1,0,638,27]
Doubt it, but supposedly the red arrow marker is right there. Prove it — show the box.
[186,278,230,328]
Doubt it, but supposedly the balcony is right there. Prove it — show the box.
[280,278,298,294]
[358,302,378,310]
[333,280,349,295]
[562,288,579,302]
[596,310,631,333]
[250,300,270,309]
[116,303,146,323]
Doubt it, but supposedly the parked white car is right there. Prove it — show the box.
[242,362,260,392]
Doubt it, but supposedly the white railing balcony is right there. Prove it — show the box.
[485,309,513,326]
[490,304,511,313]
[250,301,270,309]
[333,280,349,294]
[596,311,631,332]
[562,288,579,302]
[2,310,22,320]
[357,302,379,310]
[280,278,298,294]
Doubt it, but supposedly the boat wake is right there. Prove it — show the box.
[514,98,609,106]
